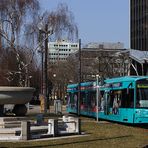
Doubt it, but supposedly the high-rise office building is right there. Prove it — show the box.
[48,40,79,64]
[130,0,148,51]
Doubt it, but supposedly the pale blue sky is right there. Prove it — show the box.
[39,0,129,48]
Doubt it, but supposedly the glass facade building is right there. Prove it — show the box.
[130,0,148,50]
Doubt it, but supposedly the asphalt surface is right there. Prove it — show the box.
[27,104,67,115]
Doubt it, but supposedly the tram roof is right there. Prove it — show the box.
[67,76,148,88]
[105,76,148,83]
[67,83,78,88]
[67,81,94,88]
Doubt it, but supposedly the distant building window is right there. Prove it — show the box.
[71,44,78,47]
[99,44,104,49]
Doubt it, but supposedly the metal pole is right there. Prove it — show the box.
[77,39,81,116]
[43,24,48,113]
[0,33,1,50]
[38,23,53,113]
[38,29,44,94]
[41,50,44,94]
[96,75,99,122]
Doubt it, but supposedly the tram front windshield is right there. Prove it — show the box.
[136,79,148,108]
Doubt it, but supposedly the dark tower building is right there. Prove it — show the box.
[130,0,148,51]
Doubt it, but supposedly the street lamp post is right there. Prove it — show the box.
[96,74,100,122]
[44,24,48,112]
[41,50,44,94]
[77,39,81,116]
[38,42,44,94]
[38,23,53,113]
[53,73,56,99]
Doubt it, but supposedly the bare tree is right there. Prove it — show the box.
[48,3,78,41]
[0,1,78,100]
[0,0,39,46]
[0,0,40,86]
[33,3,79,99]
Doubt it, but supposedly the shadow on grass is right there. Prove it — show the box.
[20,135,133,148]
[142,145,148,148]
[134,124,148,129]
[99,119,148,129]
[117,122,148,130]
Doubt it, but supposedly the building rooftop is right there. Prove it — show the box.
[129,49,148,64]
[84,42,124,49]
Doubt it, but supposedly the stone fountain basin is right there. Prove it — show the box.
[0,87,35,104]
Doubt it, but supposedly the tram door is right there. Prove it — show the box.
[104,91,110,115]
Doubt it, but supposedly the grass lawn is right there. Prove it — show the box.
[0,117,147,148]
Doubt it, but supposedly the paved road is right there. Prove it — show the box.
[27,104,67,115]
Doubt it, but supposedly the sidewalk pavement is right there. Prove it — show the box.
[27,105,67,115]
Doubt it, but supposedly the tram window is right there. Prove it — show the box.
[88,91,96,108]
[109,89,134,108]
[137,88,148,108]
[121,89,134,108]
[100,91,104,99]
[87,92,91,108]
[67,93,70,105]
[100,91,105,110]
[68,93,73,104]
[109,91,114,107]
[81,92,86,105]
[109,91,121,108]
[100,91,104,105]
